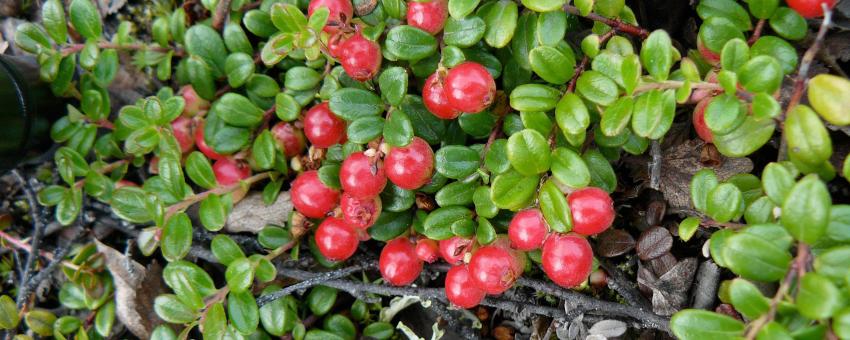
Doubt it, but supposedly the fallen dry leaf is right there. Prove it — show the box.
[225,191,293,234]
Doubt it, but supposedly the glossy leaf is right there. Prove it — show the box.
[507,129,551,175]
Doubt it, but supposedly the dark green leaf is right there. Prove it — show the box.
[69,0,102,40]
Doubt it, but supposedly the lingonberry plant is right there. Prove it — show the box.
[3,0,850,338]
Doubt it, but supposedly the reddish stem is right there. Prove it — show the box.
[563,5,649,39]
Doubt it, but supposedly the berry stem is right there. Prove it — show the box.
[165,171,272,219]
[563,5,649,39]
[60,42,184,57]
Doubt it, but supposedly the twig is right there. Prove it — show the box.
[649,140,662,190]
[20,228,86,309]
[11,171,44,308]
[61,42,183,57]
[256,264,372,306]
[744,244,809,339]
[748,19,766,45]
[563,5,649,39]
[212,0,234,31]
[567,30,618,93]
[165,172,271,219]
[598,259,651,309]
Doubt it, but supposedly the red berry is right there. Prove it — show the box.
[541,233,593,288]
[407,0,448,35]
[194,120,225,161]
[697,38,720,64]
[468,245,523,295]
[445,265,486,309]
[379,238,423,286]
[423,73,462,119]
[291,170,341,218]
[693,98,713,143]
[415,238,439,263]
[315,217,359,261]
[787,0,835,18]
[213,158,251,186]
[508,209,549,251]
[308,0,353,33]
[328,33,345,59]
[180,85,210,116]
[171,116,195,153]
[340,152,387,199]
[304,102,346,148]
[271,122,307,158]
[439,236,472,265]
[338,32,382,82]
[567,187,615,236]
[385,137,435,190]
[340,192,382,229]
[444,62,496,113]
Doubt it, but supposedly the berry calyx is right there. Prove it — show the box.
[406,0,448,35]
[340,151,387,199]
[415,238,439,263]
[194,119,225,161]
[308,0,353,33]
[291,170,341,218]
[304,102,347,148]
[438,236,472,265]
[212,158,251,186]
[180,85,209,116]
[693,98,713,143]
[171,116,195,153]
[468,245,523,295]
[567,187,615,236]
[315,217,359,261]
[271,122,307,158]
[787,0,835,18]
[385,137,435,190]
[338,31,382,82]
[444,62,496,113]
[508,209,549,251]
[379,238,423,286]
[340,192,382,229]
[541,233,593,288]
[445,265,486,309]
[423,73,462,120]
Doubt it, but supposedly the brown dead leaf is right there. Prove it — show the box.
[636,227,673,261]
[95,239,165,338]
[660,140,753,211]
[225,191,293,234]
[595,229,635,258]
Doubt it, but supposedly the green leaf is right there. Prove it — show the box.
[258,226,292,249]
[228,290,260,334]
[154,294,196,324]
[750,36,797,75]
[15,23,51,54]
[243,9,277,38]
[0,295,19,330]
[379,67,408,106]
[347,116,385,144]
[187,56,216,100]
[600,97,633,136]
[696,0,751,31]
[435,181,476,207]
[56,187,82,226]
[224,23,253,54]
[576,70,619,106]
[69,0,102,40]
[751,92,781,121]
[185,151,217,189]
[706,183,744,223]
[163,261,217,298]
[330,88,385,121]
[762,162,794,206]
[211,235,246,267]
[670,310,744,340]
[307,286,338,316]
[369,210,413,241]
[111,187,153,223]
[698,17,745,54]
[678,217,700,241]
[38,185,67,206]
[185,25,228,77]
[424,206,474,239]
[769,7,806,41]
[509,84,560,112]
[200,194,228,231]
[385,25,438,60]
[402,95,446,144]
[738,56,783,93]
[449,0,480,18]
[473,186,498,218]
[814,246,850,282]
[275,93,301,122]
[436,145,480,179]
[522,0,565,12]
[307,7,330,31]
[43,0,68,43]
[690,169,718,213]
[162,269,205,310]
[631,89,675,139]
[384,110,414,147]
[485,139,510,174]
[640,30,673,81]
[555,93,589,135]
[511,13,537,71]
[270,3,307,33]
[363,322,394,339]
[260,33,293,66]
[550,147,590,189]
[582,149,616,192]
[317,164,342,190]
[722,233,791,282]
[720,38,749,72]
[285,66,321,91]
[225,257,255,293]
[225,52,255,88]
[443,17,486,47]
[746,0,779,19]
[728,279,769,319]
[324,314,356,340]
[216,93,265,127]
[161,213,192,261]
[539,179,571,233]
[202,302,227,340]
[252,130,276,170]
[785,105,832,168]
[507,129,550,176]
[482,0,518,48]
[491,169,539,210]
[260,288,297,336]
[781,174,830,244]
[713,116,775,158]
[705,94,745,135]
[797,273,841,319]
[24,309,56,336]
[808,74,850,126]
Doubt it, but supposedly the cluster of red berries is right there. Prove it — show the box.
[423,62,497,119]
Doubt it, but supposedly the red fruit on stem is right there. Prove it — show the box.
[180,85,210,116]
[291,170,341,218]
[271,122,307,158]
[787,0,835,18]
[338,32,382,82]
[439,236,472,265]
[315,217,359,261]
[340,192,382,229]
[308,0,353,33]
[693,98,714,143]
[340,152,387,199]
[213,158,251,186]
[415,238,440,263]
[444,62,496,113]
[385,137,435,190]
[304,102,347,148]
[445,265,486,309]
[697,38,720,64]
[407,0,449,35]
[328,33,345,59]
[567,187,615,236]
[468,245,523,294]
[195,120,225,161]
[379,238,423,286]
[508,209,549,251]
[171,116,195,153]
[423,73,462,119]
[541,233,593,288]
